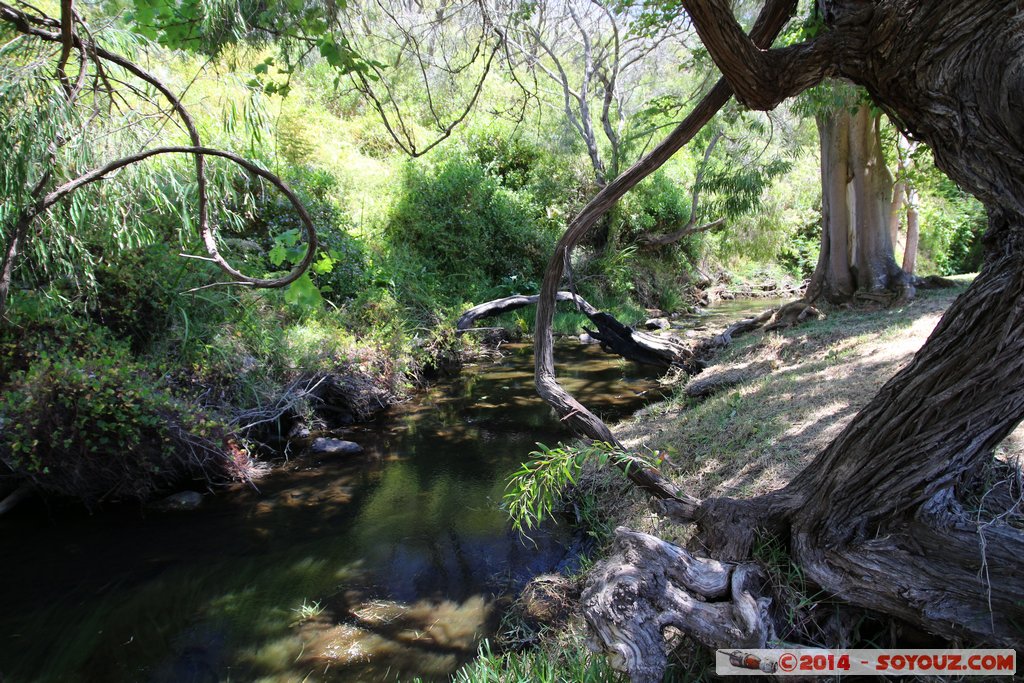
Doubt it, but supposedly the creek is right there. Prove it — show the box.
[0,299,778,682]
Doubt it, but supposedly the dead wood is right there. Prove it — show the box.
[459,292,696,369]
[582,528,773,683]
[456,291,597,331]
[684,360,774,399]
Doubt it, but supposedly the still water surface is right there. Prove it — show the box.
[1,341,670,682]
[0,300,778,682]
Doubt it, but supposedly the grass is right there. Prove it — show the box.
[616,283,976,504]
[291,599,325,624]
[449,640,622,683]
[459,276,1024,681]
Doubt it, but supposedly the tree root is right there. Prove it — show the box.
[582,528,773,683]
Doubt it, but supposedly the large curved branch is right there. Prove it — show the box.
[681,0,834,110]
[456,291,597,331]
[533,0,797,502]
[37,146,317,288]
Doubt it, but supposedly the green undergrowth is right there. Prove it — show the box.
[449,639,622,683]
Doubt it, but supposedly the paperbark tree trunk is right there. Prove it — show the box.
[902,186,920,275]
[807,104,909,303]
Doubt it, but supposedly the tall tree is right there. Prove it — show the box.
[806,101,911,303]
[494,0,694,186]
[529,1,1024,678]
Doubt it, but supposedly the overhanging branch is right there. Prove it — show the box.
[682,0,834,110]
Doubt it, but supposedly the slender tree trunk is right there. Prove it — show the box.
[902,186,920,274]
[888,179,904,247]
[0,225,24,320]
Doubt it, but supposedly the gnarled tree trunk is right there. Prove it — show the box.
[535,1,1024,680]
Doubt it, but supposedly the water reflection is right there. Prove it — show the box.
[0,342,664,682]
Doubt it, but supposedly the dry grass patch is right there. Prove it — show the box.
[614,282,1006,502]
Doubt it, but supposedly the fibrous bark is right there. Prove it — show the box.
[535,1,1024,679]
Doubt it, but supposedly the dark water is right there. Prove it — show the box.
[0,341,675,683]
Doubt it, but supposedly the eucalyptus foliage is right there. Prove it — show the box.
[504,441,657,535]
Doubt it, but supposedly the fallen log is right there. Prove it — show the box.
[456,291,596,331]
[458,292,695,369]
[582,311,695,370]
[684,360,775,399]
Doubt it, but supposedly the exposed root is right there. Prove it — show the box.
[582,528,773,683]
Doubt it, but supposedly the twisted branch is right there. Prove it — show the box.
[0,1,318,294]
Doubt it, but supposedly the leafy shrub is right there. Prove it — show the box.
[778,214,822,279]
[614,170,693,246]
[918,189,986,275]
[0,351,244,505]
[92,245,211,351]
[466,130,542,190]
[386,153,555,300]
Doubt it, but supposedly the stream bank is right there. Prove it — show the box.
[468,278,1024,680]
[0,340,668,683]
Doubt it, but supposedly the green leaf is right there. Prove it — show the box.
[268,243,287,267]
[283,273,324,309]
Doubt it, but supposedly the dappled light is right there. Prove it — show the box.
[1,0,1018,676]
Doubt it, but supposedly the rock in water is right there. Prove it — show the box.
[152,490,204,511]
[643,317,671,331]
[309,438,364,456]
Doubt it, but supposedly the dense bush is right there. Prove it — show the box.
[918,182,986,275]
[613,170,694,247]
[466,130,542,191]
[0,349,245,505]
[386,152,556,300]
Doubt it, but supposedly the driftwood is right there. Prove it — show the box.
[699,301,821,351]
[684,360,775,399]
[582,312,695,370]
[460,295,819,373]
[456,291,596,330]
[913,274,958,289]
[582,528,772,683]
[458,292,695,369]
